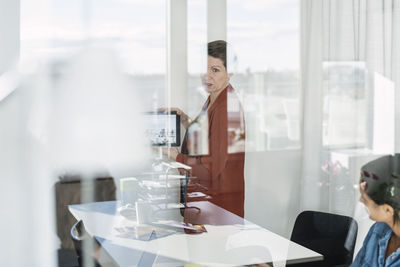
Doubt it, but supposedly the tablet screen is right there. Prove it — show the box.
[144,111,181,146]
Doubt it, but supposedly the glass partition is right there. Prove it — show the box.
[5,0,400,266]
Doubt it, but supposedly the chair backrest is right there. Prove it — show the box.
[290,210,358,267]
[55,174,116,249]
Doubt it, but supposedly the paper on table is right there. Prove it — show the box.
[153,220,207,233]
[114,225,175,241]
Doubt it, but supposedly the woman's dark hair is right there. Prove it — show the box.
[208,40,227,69]
[361,154,400,225]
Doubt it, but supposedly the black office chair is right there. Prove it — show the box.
[288,210,358,267]
[70,220,101,267]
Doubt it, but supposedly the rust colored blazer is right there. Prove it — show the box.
[177,85,245,223]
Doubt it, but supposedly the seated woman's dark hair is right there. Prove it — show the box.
[361,154,400,224]
[208,40,227,69]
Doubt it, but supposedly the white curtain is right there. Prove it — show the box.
[300,0,400,255]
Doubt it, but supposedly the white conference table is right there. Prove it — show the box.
[69,201,322,267]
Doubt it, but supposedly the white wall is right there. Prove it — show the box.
[245,149,302,238]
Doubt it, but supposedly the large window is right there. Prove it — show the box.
[21,0,167,111]
[228,0,301,151]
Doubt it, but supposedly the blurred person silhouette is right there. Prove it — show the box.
[49,48,150,265]
[164,40,246,223]
[351,154,400,266]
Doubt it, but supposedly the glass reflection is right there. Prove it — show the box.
[322,61,367,148]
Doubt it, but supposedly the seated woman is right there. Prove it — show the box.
[351,154,400,266]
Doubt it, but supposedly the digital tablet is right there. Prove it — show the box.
[144,111,181,146]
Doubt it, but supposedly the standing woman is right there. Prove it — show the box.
[351,154,400,266]
[169,40,246,223]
